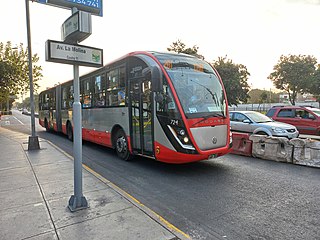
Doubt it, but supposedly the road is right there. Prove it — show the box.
[1,110,320,240]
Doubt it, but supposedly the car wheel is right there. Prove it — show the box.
[114,129,131,161]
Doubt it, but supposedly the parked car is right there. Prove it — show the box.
[266,106,320,136]
[229,110,299,139]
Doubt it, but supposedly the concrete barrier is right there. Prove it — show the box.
[249,135,267,159]
[290,138,320,167]
[231,132,253,156]
[249,135,293,163]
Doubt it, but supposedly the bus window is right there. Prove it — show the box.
[119,66,126,105]
[106,66,126,106]
[69,85,74,108]
[82,78,93,108]
[52,92,56,110]
[44,91,55,110]
[62,85,70,109]
[156,78,178,116]
[94,74,106,107]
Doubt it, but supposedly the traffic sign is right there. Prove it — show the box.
[45,40,103,67]
[62,11,92,43]
[35,0,103,16]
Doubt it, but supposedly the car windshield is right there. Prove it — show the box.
[246,112,273,123]
[155,53,226,119]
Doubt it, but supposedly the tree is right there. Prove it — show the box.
[16,94,39,113]
[213,56,250,106]
[307,65,320,107]
[167,39,204,59]
[0,41,42,110]
[248,89,279,104]
[268,54,317,105]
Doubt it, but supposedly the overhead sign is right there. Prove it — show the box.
[45,40,103,67]
[36,0,103,16]
[62,11,92,43]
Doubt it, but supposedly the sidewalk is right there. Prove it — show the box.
[0,127,190,240]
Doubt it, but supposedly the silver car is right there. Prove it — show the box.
[229,110,299,139]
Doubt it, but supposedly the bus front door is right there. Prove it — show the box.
[129,78,153,157]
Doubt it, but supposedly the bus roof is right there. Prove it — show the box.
[40,51,202,93]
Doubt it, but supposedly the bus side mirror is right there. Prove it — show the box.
[151,66,163,93]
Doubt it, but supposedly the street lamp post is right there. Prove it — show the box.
[25,0,40,150]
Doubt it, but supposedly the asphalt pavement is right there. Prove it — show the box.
[0,126,190,240]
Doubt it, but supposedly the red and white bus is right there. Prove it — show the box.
[39,51,232,163]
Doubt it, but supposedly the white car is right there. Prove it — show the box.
[229,110,299,139]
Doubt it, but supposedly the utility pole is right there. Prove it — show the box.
[25,0,40,150]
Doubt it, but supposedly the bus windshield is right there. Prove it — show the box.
[156,54,226,119]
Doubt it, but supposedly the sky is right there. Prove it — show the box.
[1,0,320,94]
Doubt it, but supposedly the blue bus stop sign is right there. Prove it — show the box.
[35,0,103,16]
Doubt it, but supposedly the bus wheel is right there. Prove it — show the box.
[114,129,131,161]
[67,123,73,141]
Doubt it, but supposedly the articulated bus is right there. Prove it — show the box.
[39,51,232,163]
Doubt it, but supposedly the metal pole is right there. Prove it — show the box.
[68,7,88,211]
[25,0,40,150]
[68,64,88,212]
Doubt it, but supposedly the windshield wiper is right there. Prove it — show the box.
[191,113,225,126]
[190,79,219,105]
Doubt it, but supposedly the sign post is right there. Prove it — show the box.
[35,0,103,212]
[68,61,88,211]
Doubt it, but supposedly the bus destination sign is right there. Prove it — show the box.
[35,0,103,16]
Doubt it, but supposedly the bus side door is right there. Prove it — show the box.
[129,77,153,157]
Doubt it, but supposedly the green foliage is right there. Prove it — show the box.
[268,54,316,105]
[307,65,320,107]
[213,56,250,106]
[248,89,279,104]
[0,41,42,110]
[16,95,39,113]
[167,39,204,59]
[259,91,268,103]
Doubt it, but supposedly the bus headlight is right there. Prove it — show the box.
[179,129,186,136]
[167,125,195,150]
